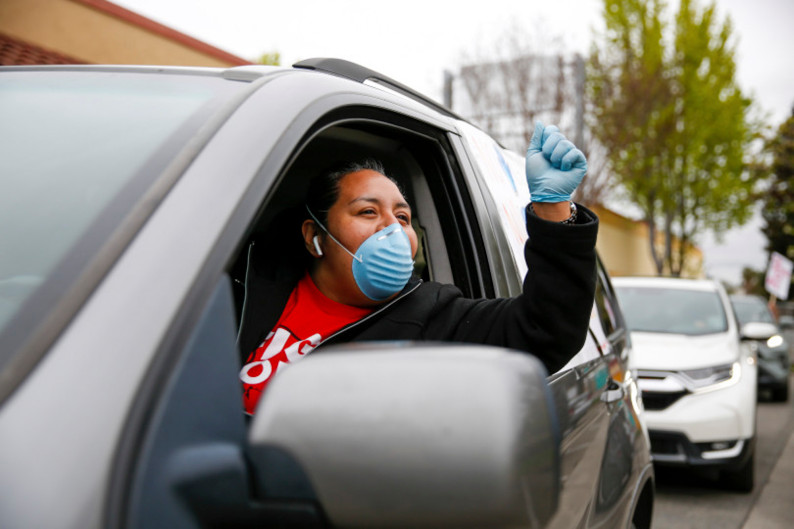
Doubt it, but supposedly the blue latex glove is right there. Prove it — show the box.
[525,122,587,203]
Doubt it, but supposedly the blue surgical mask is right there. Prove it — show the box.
[307,206,415,301]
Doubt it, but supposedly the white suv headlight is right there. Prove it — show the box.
[767,334,784,349]
[679,362,740,393]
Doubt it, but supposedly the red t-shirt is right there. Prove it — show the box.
[239,273,372,414]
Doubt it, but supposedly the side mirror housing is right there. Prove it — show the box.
[740,321,779,341]
[248,343,560,528]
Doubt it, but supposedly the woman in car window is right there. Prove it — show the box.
[238,123,598,415]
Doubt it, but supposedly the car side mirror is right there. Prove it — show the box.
[248,343,560,529]
[740,321,779,341]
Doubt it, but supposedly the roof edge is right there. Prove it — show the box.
[0,32,88,65]
[72,0,252,66]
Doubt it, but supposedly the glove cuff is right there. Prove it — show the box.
[529,202,578,224]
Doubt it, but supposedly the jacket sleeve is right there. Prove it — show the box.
[423,204,598,374]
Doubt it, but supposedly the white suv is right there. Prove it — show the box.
[612,276,757,491]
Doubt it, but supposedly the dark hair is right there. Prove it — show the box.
[305,159,402,227]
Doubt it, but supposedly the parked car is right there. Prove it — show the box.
[730,294,791,401]
[0,61,653,528]
[612,276,757,491]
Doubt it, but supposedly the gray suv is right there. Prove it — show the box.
[731,294,791,401]
[0,60,654,528]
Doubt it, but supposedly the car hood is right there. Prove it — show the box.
[629,331,739,370]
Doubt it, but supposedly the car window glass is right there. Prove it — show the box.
[589,296,614,357]
[555,328,603,373]
[594,277,618,338]
[117,277,252,528]
[731,297,775,325]
[615,286,728,335]
[457,122,530,277]
[0,70,246,388]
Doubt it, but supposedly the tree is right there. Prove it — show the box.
[588,0,757,276]
[455,21,568,150]
[257,52,281,66]
[760,108,794,263]
[453,21,614,207]
[740,266,765,296]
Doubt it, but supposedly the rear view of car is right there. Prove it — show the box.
[612,277,757,492]
[730,294,790,401]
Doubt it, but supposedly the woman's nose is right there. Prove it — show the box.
[379,211,400,230]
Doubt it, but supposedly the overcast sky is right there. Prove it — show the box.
[115,0,794,285]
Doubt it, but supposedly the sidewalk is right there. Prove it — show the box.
[742,411,794,528]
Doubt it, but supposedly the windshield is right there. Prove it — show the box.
[731,297,775,325]
[0,69,246,387]
[614,286,728,335]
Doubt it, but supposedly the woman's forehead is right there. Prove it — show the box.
[337,170,408,206]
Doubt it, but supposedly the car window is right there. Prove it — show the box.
[118,277,250,528]
[229,113,489,309]
[456,121,530,280]
[0,70,248,398]
[731,297,775,325]
[614,286,728,335]
[220,107,498,370]
[555,328,604,373]
[594,262,619,338]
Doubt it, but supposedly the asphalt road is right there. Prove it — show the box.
[652,333,794,529]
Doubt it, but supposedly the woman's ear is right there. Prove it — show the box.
[301,219,323,258]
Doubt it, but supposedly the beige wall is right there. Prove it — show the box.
[0,0,250,67]
[592,205,703,279]
[594,206,657,277]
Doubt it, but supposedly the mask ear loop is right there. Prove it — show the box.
[305,205,363,263]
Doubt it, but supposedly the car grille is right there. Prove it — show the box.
[649,433,684,455]
[641,390,687,411]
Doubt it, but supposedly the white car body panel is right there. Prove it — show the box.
[639,358,757,441]
[629,331,740,371]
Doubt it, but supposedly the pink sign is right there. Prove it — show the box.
[765,252,793,299]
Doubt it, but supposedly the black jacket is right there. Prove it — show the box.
[237,204,598,374]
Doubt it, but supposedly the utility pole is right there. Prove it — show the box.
[442,70,454,109]
[573,53,585,149]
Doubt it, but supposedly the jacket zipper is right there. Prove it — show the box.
[319,280,423,346]
[242,280,424,418]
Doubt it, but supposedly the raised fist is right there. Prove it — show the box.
[525,122,587,203]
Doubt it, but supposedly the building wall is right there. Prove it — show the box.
[0,0,250,67]
[591,205,704,279]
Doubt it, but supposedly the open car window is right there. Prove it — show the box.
[228,112,494,328]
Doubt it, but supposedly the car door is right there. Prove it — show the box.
[451,123,608,526]
[108,76,524,527]
[585,258,653,528]
[452,125,653,528]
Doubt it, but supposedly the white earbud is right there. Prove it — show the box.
[313,235,323,257]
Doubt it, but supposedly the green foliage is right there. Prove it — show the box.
[257,52,281,66]
[741,266,766,297]
[588,0,758,276]
[761,108,794,262]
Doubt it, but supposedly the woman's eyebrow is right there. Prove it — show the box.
[348,197,412,211]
